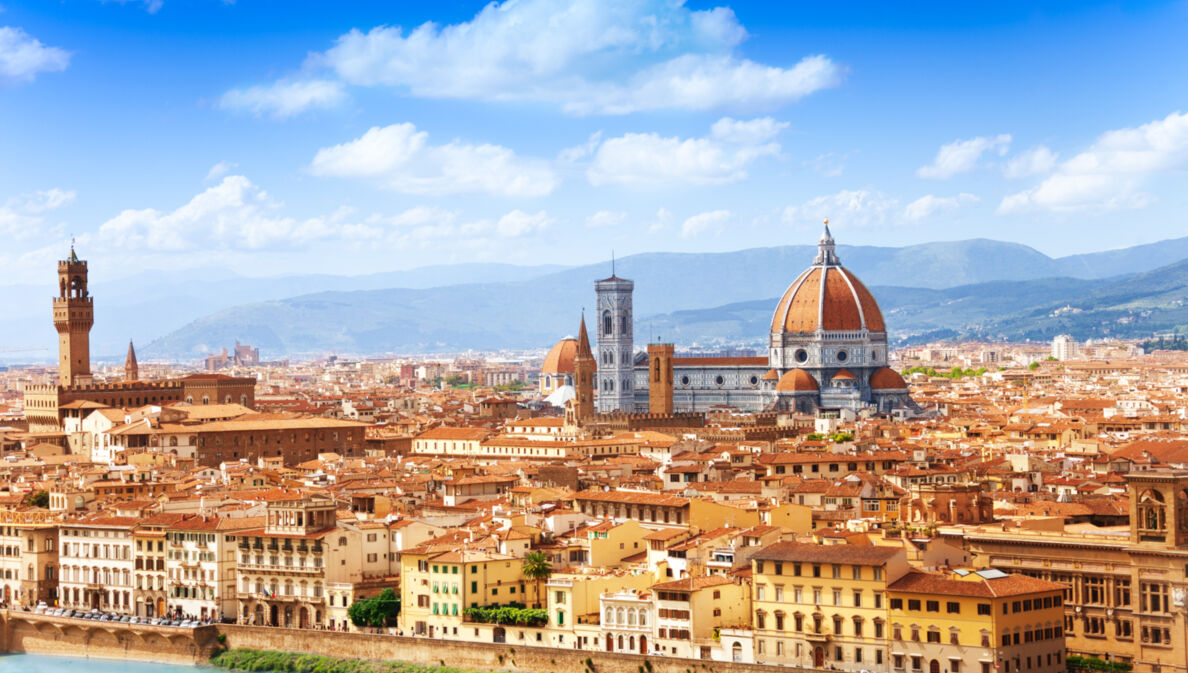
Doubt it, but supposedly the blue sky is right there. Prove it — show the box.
[2,0,1187,285]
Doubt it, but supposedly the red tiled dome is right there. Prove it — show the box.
[870,367,908,390]
[761,368,780,381]
[770,266,885,334]
[775,369,818,392]
[831,369,857,381]
[541,338,578,375]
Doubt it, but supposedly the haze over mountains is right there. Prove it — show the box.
[7,236,1188,362]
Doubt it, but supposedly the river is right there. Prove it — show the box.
[0,654,197,673]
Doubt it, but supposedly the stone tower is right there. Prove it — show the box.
[647,342,674,415]
[1125,470,1188,547]
[573,314,596,423]
[125,340,139,382]
[54,245,93,387]
[595,272,634,413]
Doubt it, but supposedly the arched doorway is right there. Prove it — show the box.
[269,604,278,626]
[299,607,309,629]
[605,633,613,651]
[493,626,506,643]
[930,660,941,673]
[640,635,647,654]
[732,642,742,662]
[254,604,264,626]
[814,647,825,668]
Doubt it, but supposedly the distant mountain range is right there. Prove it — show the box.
[5,236,1188,361]
[134,236,1188,358]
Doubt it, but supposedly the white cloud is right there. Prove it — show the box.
[309,123,557,197]
[205,161,238,182]
[559,132,603,164]
[566,53,841,116]
[917,134,1011,179]
[586,210,627,228]
[97,175,343,251]
[0,187,74,241]
[805,151,851,178]
[588,116,786,187]
[647,207,673,233]
[1003,146,1057,179]
[681,209,731,237]
[218,79,346,119]
[902,193,978,221]
[783,190,900,228]
[0,26,70,84]
[243,0,841,117]
[999,111,1188,214]
[102,0,164,14]
[496,209,552,237]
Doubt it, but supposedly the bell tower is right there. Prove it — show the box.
[647,342,674,415]
[573,314,596,423]
[595,270,635,413]
[54,244,93,387]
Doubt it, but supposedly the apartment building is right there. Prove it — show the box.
[59,516,137,614]
[887,569,1067,673]
[751,542,910,671]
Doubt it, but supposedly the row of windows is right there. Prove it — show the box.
[757,584,883,608]
[755,561,884,581]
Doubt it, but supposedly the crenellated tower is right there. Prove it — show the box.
[53,245,93,387]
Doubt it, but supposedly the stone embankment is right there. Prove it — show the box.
[2,611,825,673]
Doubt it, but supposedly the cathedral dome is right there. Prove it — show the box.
[831,369,857,381]
[769,225,885,334]
[775,369,818,392]
[870,367,908,390]
[542,337,578,375]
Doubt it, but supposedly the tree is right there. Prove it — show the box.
[521,551,552,609]
[1028,361,1040,370]
[21,490,49,508]
[347,588,400,628]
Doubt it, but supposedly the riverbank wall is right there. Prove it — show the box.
[215,624,820,673]
[0,610,221,665]
[2,612,825,673]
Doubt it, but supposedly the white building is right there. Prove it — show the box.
[1051,334,1079,361]
[59,516,137,614]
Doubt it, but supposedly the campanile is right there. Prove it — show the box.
[53,245,93,386]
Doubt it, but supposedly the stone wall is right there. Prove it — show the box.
[216,624,822,673]
[2,611,829,673]
[1,610,219,665]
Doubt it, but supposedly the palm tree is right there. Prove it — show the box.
[521,551,552,609]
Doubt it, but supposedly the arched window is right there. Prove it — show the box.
[1138,490,1168,539]
[602,311,613,336]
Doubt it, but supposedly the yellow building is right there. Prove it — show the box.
[887,569,1067,673]
[751,541,910,671]
[399,548,539,638]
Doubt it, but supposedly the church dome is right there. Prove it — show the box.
[831,369,857,381]
[542,337,578,375]
[770,225,885,334]
[775,369,818,392]
[870,367,908,390]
